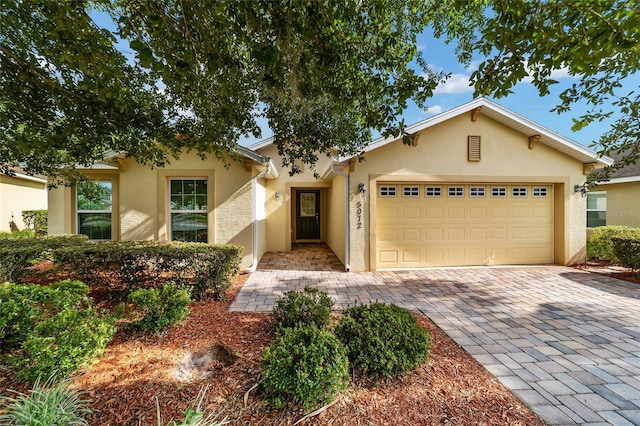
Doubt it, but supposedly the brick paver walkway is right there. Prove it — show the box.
[230,245,640,425]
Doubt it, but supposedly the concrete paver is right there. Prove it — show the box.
[230,245,640,425]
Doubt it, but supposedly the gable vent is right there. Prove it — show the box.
[468,135,481,162]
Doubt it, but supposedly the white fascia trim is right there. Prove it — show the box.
[248,136,274,151]
[597,175,640,185]
[10,173,47,184]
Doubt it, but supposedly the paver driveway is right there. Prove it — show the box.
[231,252,640,425]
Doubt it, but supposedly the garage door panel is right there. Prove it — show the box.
[376,183,553,268]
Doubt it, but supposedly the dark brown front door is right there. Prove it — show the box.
[296,190,320,240]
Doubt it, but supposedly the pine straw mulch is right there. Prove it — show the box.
[0,273,545,426]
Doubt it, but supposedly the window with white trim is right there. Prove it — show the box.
[425,186,442,197]
[491,187,507,197]
[533,187,548,197]
[77,180,112,240]
[512,187,528,197]
[448,186,464,197]
[587,191,607,228]
[379,186,397,197]
[170,178,208,242]
[403,186,420,197]
[470,186,485,197]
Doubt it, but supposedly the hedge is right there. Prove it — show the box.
[611,236,640,270]
[587,226,640,261]
[0,235,88,282]
[53,241,242,299]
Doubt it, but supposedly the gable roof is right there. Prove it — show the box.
[596,147,640,184]
[250,98,612,169]
[342,98,612,165]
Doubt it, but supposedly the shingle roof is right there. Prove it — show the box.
[610,148,640,179]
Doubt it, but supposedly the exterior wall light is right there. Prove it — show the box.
[358,183,367,195]
[275,191,282,201]
[574,184,589,198]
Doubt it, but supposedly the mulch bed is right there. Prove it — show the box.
[1,271,550,425]
[573,258,640,285]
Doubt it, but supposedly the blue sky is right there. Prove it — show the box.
[91,11,636,151]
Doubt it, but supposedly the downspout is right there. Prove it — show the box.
[246,163,270,273]
[332,160,350,272]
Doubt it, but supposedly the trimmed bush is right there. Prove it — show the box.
[0,235,88,282]
[612,236,640,270]
[0,280,117,382]
[271,287,334,331]
[0,280,88,353]
[129,282,192,333]
[588,225,640,261]
[0,375,91,426]
[335,303,431,378]
[0,230,35,240]
[53,241,242,299]
[261,325,349,411]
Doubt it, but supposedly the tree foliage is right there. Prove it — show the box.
[430,1,640,183]
[1,0,441,181]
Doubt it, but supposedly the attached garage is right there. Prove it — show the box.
[376,183,554,268]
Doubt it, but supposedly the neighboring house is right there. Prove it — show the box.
[587,151,640,230]
[0,167,48,232]
[48,98,610,271]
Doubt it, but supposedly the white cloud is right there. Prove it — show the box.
[434,73,474,94]
[424,105,442,115]
[520,63,575,84]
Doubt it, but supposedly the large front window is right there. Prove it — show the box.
[170,178,208,242]
[587,191,607,228]
[77,180,112,240]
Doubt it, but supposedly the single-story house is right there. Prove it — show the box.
[48,98,611,271]
[0,167,48,232]
[587,151,640,229]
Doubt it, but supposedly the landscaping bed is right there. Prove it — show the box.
[1,273,544,425]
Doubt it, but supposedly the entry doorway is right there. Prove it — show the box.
[295,190,320,241]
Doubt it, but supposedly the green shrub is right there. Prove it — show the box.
[261,325,349,411]
[0,375,91,426]
[611,236,640,270]
[14,305,117,382]
[22,210,48,236]
[588,225,640,261]
[0,280,117,382]
[335,303,431,378]
[0,230,35,240]
[0,280,88,353]
[53,241,242,299]
[129,282,191,333]
[271,287,334,331]
[0,235,88,282]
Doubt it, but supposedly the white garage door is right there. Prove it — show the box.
[376,183,553,268]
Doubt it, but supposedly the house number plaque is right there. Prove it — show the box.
[356,201,363,229]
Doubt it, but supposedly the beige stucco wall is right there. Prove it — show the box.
[347,112,588,271]
[593,181,640,228]
[47,152,256,269]
[258,145,334,252]
[0,175,48,232]
[326,173,346,265]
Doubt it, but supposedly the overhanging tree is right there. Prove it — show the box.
[1,0,442,182]
[430,0,640,184]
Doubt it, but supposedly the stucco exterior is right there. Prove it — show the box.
[48,99,606,272]
[48,152,258,269]
[0,173,48,232]
[592,181,640,228]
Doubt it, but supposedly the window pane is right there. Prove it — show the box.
[171,212,208,242]
[170,180,183,195]
[78,213,112,240]
[587,193,607,210]
[587,211,607,228]
[77,181,112,211]
[196,180,207,194]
